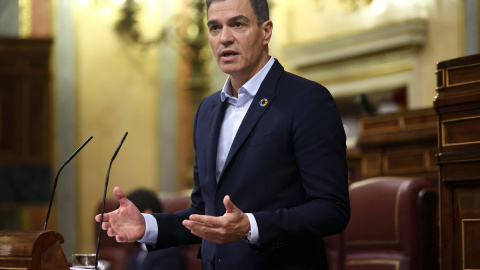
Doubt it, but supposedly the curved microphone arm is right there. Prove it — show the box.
[44,136,93,230]
[95,132,128,269]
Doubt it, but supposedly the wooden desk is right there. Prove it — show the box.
[435,53,480,270]
[356,108,438,183]
[0,230,70,270]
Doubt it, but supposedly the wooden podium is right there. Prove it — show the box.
[0,230,70,270]
[435,54,480,270]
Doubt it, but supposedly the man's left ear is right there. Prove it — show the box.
[262,20,273,45]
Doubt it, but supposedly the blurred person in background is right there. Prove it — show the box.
[124,188,183,270]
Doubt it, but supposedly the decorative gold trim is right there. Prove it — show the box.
[347,180,405,245]
[18,0,32,38]
[441,115,480,147]
[0,267,28,270]
[346,259,399,270]
[445,63,480,87]
[462,219,480,270]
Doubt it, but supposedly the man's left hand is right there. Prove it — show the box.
[182,195,250,244]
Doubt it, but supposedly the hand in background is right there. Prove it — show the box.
[95,187,146,243]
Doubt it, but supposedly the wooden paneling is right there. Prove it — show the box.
[0,38,52,165]
[357,108,438,182]
[0,38,52,215]
[463,219,480,269]
[435,53,480,270]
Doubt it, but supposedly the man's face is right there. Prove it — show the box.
[207,0,272,80]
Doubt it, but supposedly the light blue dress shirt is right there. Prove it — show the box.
[140,56,275,246]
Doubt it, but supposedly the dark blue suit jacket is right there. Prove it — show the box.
[151,60,350,270]
[125,246,183,270]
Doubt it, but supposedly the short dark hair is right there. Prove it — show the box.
[206,0,270,26]
[127,188,163,213]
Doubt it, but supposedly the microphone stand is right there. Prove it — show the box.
[44,136,93,230]
[95,132,128,269]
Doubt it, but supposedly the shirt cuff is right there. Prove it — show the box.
[245,213,259,245]
[138,213,158,245]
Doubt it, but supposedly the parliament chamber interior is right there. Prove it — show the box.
[1,0,480,269]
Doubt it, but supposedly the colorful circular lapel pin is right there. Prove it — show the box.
[259,98,269,107]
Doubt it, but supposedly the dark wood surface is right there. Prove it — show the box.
[435,53,480,270]
[0,230,70,270]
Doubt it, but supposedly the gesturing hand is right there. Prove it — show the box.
[182,195,250,244]
[95,187,146,243]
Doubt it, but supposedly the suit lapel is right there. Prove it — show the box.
[218,60,285,182]
[206,96,227,188]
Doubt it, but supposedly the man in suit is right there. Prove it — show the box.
[96,0,350,269]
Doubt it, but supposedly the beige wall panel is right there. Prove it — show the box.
[75,3,160,253]
[270,0,463,109]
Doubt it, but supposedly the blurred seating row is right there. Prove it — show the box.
[96,176,438,270]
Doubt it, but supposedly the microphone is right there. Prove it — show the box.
[44,136,93,230]
[95,132,128,269]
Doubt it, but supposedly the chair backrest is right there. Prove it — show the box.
[343,176,437,270]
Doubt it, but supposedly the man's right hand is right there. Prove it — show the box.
[95,186,146,243]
